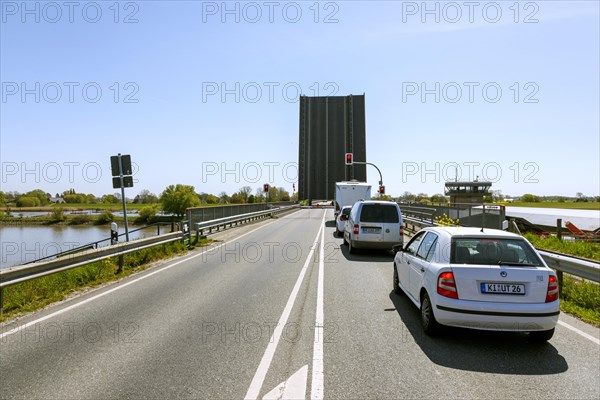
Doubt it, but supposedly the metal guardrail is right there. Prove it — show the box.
[0,231,185,310]
[404,219,600,284]
[194,206,298,237]
[24,221,181,265]
[538,249,600,283]
[0,207,300,311]
[0,232,184,290]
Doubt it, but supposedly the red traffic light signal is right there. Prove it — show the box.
[379,185,385,194]
[345,153,353,165]
[263,183,270,192]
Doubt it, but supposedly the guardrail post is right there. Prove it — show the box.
[557,270,563,298]
[556,218,562,240]
[117,255,124,274]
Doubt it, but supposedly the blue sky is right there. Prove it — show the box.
[1,0,599,199]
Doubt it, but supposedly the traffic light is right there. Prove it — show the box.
[263,183,270,192]
[379,185,385,194]
[345,153,353,165]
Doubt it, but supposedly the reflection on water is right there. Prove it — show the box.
[0,225,171,269]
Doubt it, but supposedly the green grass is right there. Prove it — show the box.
[0,238,210,322]
[560,275,600,326]
[524,234,600,261]
[501,201,600,210]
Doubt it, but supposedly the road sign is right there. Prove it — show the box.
[113,176,134,189]
[111,154,132,176]
[110,153,133,242]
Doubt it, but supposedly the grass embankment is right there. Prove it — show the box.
[0,238,210,323]
[525,233,600,326]
[502,201,600,210]
[525,234,600,261]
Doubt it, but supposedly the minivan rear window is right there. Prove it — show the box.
[359,204,399,223]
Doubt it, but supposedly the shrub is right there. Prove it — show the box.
[16,196,41,207]
[137,205,159,223]
[520,193,541,203]
[95,210,115,225]
[69,214,92,225]
[51,207,66,222]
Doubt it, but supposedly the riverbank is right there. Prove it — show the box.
[0,214,179,226]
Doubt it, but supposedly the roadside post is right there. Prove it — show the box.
[110,154,134,242]
[111,222,119,245]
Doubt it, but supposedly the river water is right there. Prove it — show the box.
[505,207,600,231]
[0,225,172,269]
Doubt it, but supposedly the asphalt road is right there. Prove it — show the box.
[1,208,599,399]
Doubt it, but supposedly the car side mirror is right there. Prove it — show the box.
[392,244,404,254]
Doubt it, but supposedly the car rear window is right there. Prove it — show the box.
[451,238,543,266]
[359,204,399,223]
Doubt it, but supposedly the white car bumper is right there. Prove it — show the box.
[433,296,560,331]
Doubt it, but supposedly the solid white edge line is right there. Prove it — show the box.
[557,320,600,345]
[244,210,326,400]
[0,212,298,340]
[310,215,325,400]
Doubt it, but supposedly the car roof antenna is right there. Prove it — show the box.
[480,227,484,233]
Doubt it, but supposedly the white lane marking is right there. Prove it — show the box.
[310,217,325,400]
[558,320,600,345]
[245,210,326,400]
[262,365,308,400]
[0,212,299,340]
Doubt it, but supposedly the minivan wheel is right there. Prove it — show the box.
[529,328,555,342]
[393,265,401,295]
[420,292,440,336]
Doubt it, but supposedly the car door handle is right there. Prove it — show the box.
[420,267,425,272]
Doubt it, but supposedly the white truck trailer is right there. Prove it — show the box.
[334,181,372,217]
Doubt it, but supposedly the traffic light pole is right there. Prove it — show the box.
[353,161,383,187]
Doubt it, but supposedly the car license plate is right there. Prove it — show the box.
[362,227,381,234]
[481,282,526,295]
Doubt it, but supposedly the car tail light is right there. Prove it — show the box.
[353,224,359,235]
[545,275,559,303]
[400,225,404,237]
[437,271,458,299]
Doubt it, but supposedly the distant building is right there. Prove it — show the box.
[49,197,66,204]
[444,181,492,204]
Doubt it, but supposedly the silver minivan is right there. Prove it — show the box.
[343,200,404,253]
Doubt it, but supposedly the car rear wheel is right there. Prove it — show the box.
[393,264,401,295]
[420,292,440,336]
[529,328,555,342]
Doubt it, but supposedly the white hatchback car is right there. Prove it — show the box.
[335,206,352,237]
[393,227,559,341]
